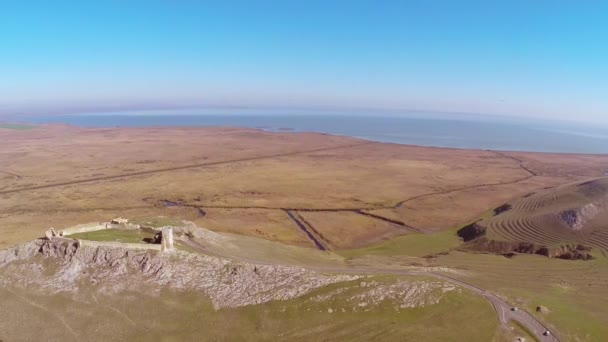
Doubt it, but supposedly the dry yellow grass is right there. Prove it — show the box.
[191,208,312,247]
[1,125,606,249]
[297,211,410,249]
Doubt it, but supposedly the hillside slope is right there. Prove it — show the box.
[459,177,608,259]
[0,238,501,341]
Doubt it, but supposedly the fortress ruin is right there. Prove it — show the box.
[44,219,176,253]
[161,226,175,252]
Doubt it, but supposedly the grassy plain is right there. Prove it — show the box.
[0,123,36,130]
[1,125,606,250]
[191,208,312,247]
[334,232,608,341]
[70,228,154,244]
[2,125,608,340]
[340,228,462,258]
[0,276,502,342]
[297,211,410,249]
[429,251,608,341]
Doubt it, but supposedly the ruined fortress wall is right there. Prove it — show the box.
[78,240,161,251]
[60,223,109,236]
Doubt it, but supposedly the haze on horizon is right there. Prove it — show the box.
[1,1,607,124]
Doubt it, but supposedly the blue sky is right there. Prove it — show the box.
[1,1,607,123]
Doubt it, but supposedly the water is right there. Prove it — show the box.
[18,109,608,154]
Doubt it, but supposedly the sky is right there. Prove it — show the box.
[1,0,607,123]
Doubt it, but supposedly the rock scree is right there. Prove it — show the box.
[0,238,358,308]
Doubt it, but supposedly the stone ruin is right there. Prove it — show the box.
[111,217,129,225]
[44,227,60,240]
[160,227,175,252]
[44,222,175,253]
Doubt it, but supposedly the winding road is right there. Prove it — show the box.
[182,237,559,342]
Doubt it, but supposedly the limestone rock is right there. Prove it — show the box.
[536,305,549,314]
[0,239,359,308]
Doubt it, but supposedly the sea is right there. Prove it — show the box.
[13,108,608,154]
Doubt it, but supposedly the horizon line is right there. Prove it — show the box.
[0,103,605,127]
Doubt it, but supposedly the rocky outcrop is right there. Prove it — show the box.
[493,204,513,216]
[461,237,594,260]
[457,222,486,242]
[0,239,359,308]
[536,306,550,314]
[558,202,602,231]
[555,179,608,231]
[309,279,457,311]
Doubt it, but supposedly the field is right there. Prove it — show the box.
[337,232,608,341]
[191,208,313,247]
[431,251,608,341]
[0,123,36,130]
[70,228,155,244]
[0,276,502,342]
[296,211,411,249]
[2,125,608,341]
[1,125,606,250]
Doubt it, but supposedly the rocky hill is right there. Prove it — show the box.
[0,238,359,308]
[458,177,608,259]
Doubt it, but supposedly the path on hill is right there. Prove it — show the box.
[181,237,559,342]
[0,170,22,179]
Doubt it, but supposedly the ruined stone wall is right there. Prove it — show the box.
[59,222,136,236]
[59,223,110,236]
[78,240,161,251]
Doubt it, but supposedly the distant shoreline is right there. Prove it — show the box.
[5,113,608,154]
[3,120,607,157]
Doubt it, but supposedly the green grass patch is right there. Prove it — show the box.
[70,228,154,243]
[1,275,500,341]
[431,251,608,341]
[338,228,462,258]
[130,216,183,228]
[0,123,36,130]
[517,289,608,342]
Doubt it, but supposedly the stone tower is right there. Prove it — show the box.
[161,226,175,252]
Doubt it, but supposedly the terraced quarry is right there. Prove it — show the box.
[462,177,608,259]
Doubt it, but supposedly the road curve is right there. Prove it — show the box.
[182,237,559,342]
